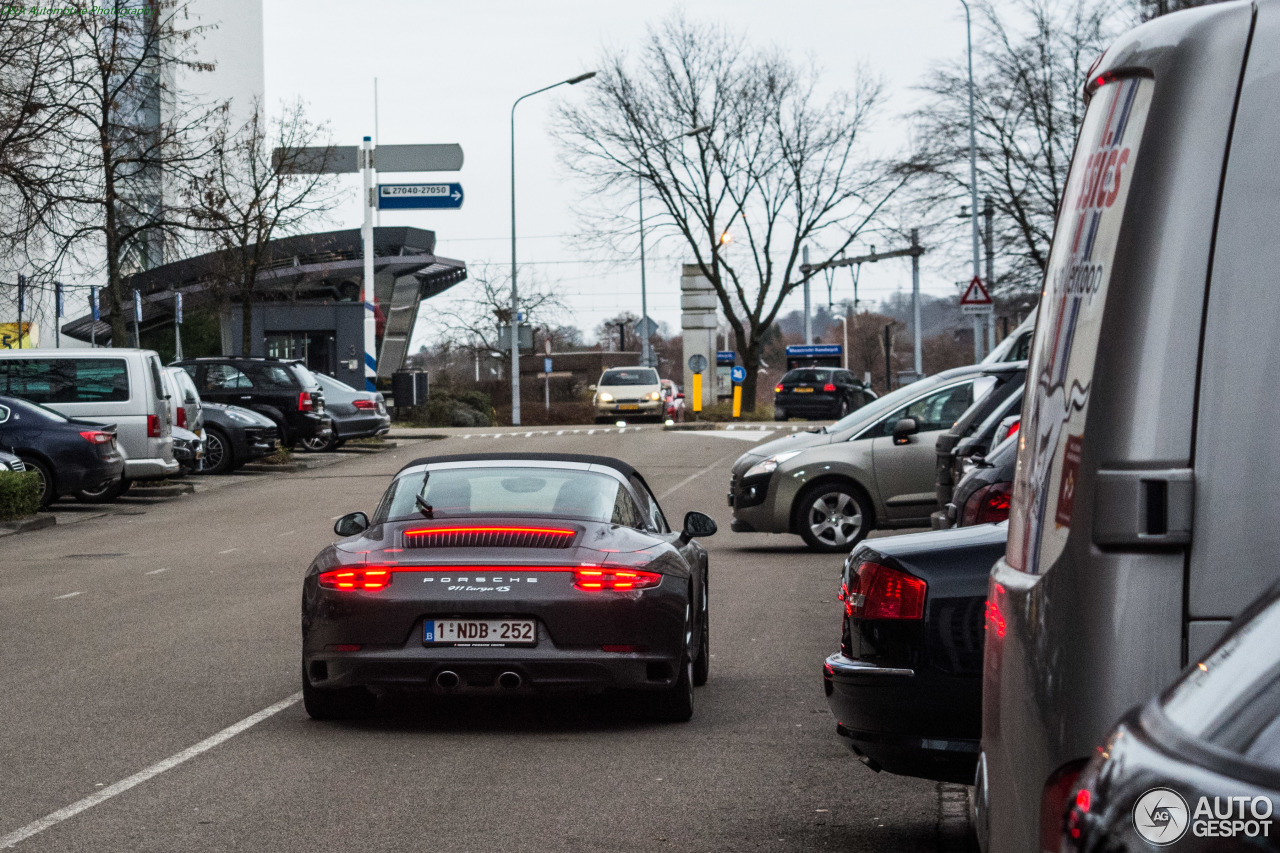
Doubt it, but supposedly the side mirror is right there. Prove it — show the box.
[892,417,919,446]
[678,510,718,544]
[334,511,370,537]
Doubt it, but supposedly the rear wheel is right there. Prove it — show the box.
[837,398,851,418]
[794,481,872,553]
[302,664,376,721]
[298,433,337,452]
[201,427,234,475]
[651,653,695,722]
[19,456,55,508]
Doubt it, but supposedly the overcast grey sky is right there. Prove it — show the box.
[264,1,984,346]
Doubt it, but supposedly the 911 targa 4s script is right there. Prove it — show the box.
[301,453,717,722]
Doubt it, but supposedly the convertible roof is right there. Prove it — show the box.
[397,452,640,480]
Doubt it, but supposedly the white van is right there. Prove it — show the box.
[0,348,178,484]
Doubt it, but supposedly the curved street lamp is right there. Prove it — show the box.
[509,71,597,426]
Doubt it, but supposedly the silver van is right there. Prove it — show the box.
[978,4,1280,851]
[0,348,178,485]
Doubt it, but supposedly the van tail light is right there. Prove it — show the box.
[318,567,392,591]
[298,391,314,412]
[352,398,377,410]
[775,384,784,393]
[573,568,662,591]
[823,383,837,392]
[147,414,160,438]
[961,482,1013,526]
[1040,759,1089,853]
[79,430,114,445]
[176,407,187,428]
[849,561,926,620]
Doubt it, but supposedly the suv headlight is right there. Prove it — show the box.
[597,392,615,403]
[744,450,802,479]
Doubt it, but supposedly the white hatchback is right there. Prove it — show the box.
[591,367,663,423]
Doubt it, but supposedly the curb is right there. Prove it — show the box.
[129,482,195,498]
[663,422,718,431]
[0,513,56,537]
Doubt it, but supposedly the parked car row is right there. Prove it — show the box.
[0,349,388,508]
[805,7,1280,852]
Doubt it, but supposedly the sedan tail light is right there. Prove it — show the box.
[775,384,784,393]
[1040,760,1089,853]
[823,383,837,392]
[147,414,160,438]
[176,407,187,428]
[573,568,662,591]
[960,482,1013,526]
[352,398,377,410]
[298,391,315,412]
[79,430,114,445]
[848,561,926,620]
[318,567,392,591]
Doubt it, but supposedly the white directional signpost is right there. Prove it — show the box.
[960,275,994,361]
[275,139,465,391]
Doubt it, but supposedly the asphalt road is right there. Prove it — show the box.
[0,426,973,852]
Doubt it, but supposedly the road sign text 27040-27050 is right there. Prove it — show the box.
[377,183,464,210]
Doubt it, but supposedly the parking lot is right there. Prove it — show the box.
[0,426,972,852]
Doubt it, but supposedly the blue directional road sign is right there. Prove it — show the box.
[377,183,464,210]
[730,366,746,383]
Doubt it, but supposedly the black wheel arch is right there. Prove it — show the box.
[789,474,876,535]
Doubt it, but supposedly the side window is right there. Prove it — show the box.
[628,474,669,533]
[148,357,167,400]
[249,365,295,389]
[0,403,8,424]
[610,486,646,529]
[203,364,253,392]
[880,381,975,434]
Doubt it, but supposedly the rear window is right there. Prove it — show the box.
[147,356,166,400]
[289,364,321,390]
[0,358,130,403]
[376,466,645,527]
[600,369,658,386]
[783,370,832,384]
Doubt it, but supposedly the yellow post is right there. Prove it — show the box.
[691,373,703,413]
[731,384,742,418]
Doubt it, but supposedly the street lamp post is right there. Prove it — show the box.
[958,0,984,360]
[510,71,596,426]
[637,125,710,369]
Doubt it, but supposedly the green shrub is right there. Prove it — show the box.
[0,471,41,521]
[398,389,496,428]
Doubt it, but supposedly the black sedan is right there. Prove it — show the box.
[1060,582,1280,852]
[199,403,278,474]
[0,394,125,507]
[943,432,1017,528]
[302,452,716,721]
[774,368,874,421]
[823,521,1007,783]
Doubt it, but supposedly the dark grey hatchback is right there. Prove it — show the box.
[774,368,874,421]
[301,453,716,722]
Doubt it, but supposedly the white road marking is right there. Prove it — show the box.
[278,530,295,537]
[0,693,301,850]
[53,592,82,600]
[218,548,237,554]
[144,568,168,576]
[658,451,739,500]
[675,430,776,442]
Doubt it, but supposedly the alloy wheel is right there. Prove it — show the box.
[806,491,864,547]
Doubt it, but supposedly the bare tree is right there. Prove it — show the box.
[907,0,1128,298]
[1139,0,1225,19]
[183,98,344,355]
[32,0,226,344]
[429,264,565,358]
[556,14,909,411]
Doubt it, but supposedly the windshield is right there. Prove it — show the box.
[600,369,658,386]
[826,371,968,435]
[377,466,642,524]
[782,369,832,384]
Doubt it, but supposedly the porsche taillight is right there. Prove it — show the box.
[318,567,392,591]
[573,568,662,591]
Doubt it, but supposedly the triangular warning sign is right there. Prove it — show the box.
[960,276,992,305]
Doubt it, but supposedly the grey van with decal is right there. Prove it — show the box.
[0,348,177,485]
[979,4,1280,851]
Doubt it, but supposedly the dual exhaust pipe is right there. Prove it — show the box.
[434,670,523,690]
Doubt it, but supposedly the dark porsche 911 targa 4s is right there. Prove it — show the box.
[302,453,717,722]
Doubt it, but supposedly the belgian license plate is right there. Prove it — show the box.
[618,404,640,411]
[794,387,814,393]
[424,619,536,646]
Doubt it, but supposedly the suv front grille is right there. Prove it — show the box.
[403,527,577,550]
